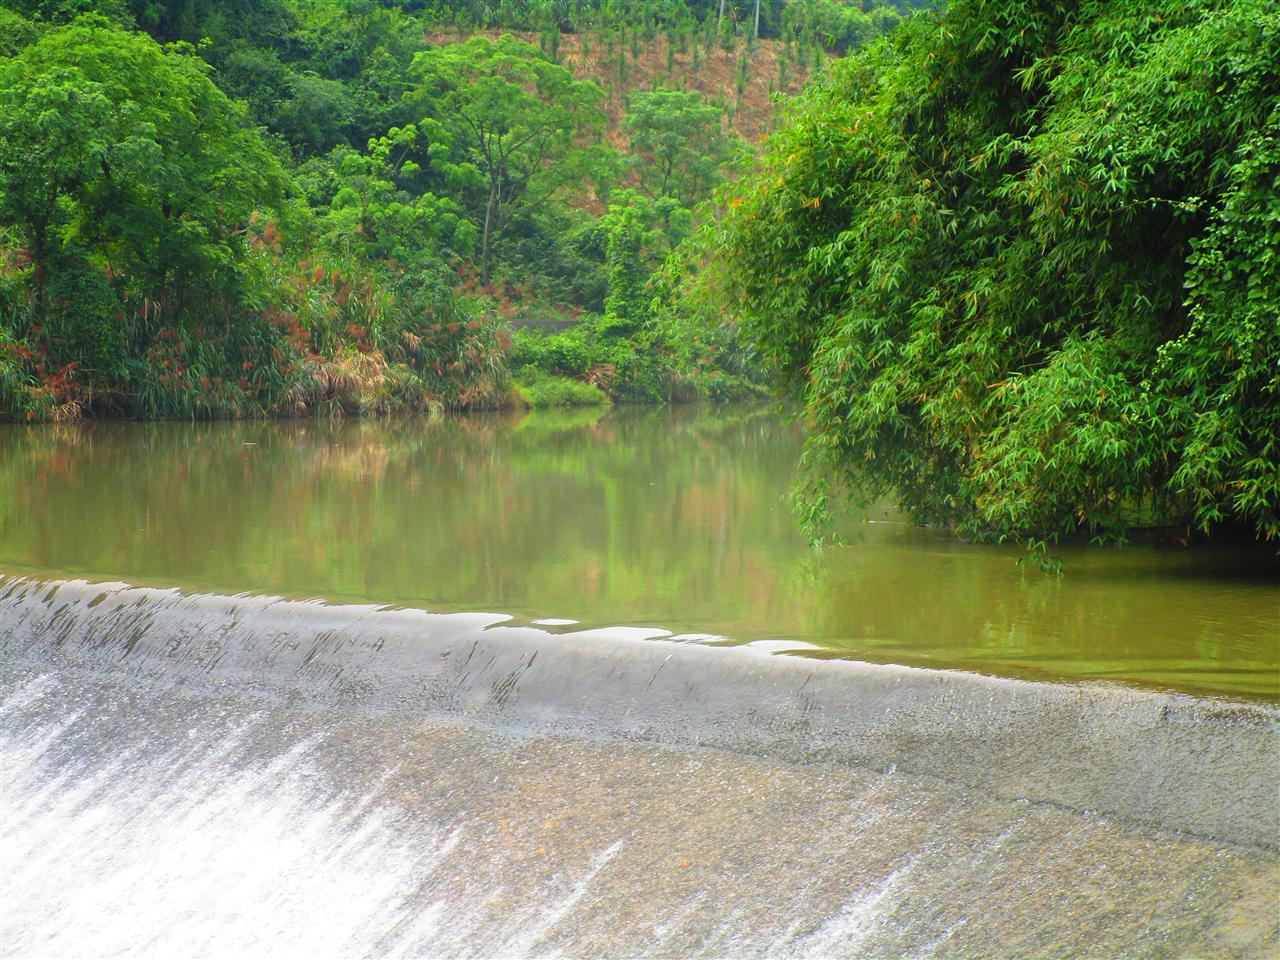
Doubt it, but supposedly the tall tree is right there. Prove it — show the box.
[0,15,288,315]
[318,121,479,269]
[623,89,740,206]
[409,35,606,284]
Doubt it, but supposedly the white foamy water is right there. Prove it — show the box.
[0,672,655,959]
[3,695,450,956]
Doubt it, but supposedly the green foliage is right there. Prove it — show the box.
[2,0,132,26]
[650,232,771,402]
[41,249,128,377]
[713,0,1280,543]
[308,122,480,271]
[0,17,289,309]
[0,325,46,420]
[0,0,887,421]
[515,265,766,405]
[1154,109,1280,538]
[378,289,513,410]
[513,367,610,407]
[623,88,741,205]
[511,312,666,401]
[408,34,608,282]
[0,6,44,55]
[734,45,749,99]
[603,204,645,332]
[0,240,51,418]
[0,16,293,413]
[780,0,901,53]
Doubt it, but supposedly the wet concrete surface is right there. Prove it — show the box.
[3,666,1278,959]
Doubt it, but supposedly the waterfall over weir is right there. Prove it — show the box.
[3,575,1278,958]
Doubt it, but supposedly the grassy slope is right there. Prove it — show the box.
[427,29,812,148]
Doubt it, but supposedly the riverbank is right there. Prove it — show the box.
[1,302,765,423]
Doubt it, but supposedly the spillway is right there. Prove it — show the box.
[3,575,1278,958]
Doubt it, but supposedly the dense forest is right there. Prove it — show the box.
[0,0,912,420]
[2,0,1276,548]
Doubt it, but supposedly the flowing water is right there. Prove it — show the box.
[2,405,1278,957]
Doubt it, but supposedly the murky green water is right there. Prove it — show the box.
[2,405,1276,700]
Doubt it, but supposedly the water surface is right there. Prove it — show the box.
[2,405,1276,700]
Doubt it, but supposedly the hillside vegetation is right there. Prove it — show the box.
[7,0,1267,550]
[437,27,813,146]
[0,0,906,420]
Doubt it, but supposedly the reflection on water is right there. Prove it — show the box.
[2,405,1277,700]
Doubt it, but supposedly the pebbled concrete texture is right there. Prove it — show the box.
[2,575,1279,957]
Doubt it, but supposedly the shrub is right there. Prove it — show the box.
[513,368,610,408]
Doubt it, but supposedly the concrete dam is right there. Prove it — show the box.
[3,575,1277,958]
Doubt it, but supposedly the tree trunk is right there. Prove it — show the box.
[482,180,497,286]
[30,219,49,322]
[718,0,725,27]
[753,0,761,39]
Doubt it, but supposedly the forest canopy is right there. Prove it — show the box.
[713,0,1280,545]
